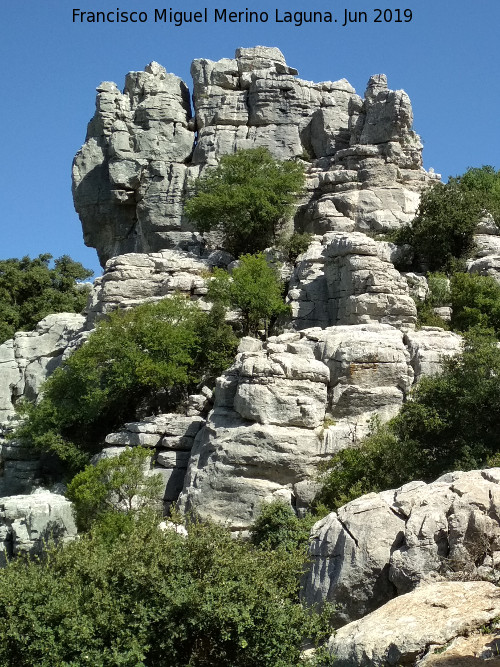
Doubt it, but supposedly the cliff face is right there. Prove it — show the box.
[72,46,436,266]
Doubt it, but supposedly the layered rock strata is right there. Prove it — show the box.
[176,326,460,528]
[73,47,438,266]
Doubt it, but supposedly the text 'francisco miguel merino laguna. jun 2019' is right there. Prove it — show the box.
[71,7,414,27]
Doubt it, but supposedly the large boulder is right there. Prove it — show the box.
[0,491,77,566]
[328,581,500,666]
[303,468,500,627]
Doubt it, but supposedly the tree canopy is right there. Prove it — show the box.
[0,254,93,344]
[184,148,305,257]
[207,253,290,337]
[14,296,238,472]
[0,511,334,666]
[396,166,500,272]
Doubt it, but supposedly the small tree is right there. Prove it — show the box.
[66,447,163,531]
[184,148,305,257]
[208,253,290,337]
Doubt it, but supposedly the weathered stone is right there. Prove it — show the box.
[0,492,77,566]
[303,469,500,628]
[328,581,500,667]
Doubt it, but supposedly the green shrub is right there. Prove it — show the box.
[208,253,290,337]
[396,180,481,272]
[250,500,316,553]
[449,272,500,335]
[279,232,313,263]
[66,447,163,531]
[14,297,238,472]
[184,148,305,257]
[0,513,334,666]
[317,330,500,510]
[0,254,93,344]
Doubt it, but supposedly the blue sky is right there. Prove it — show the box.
[1,0,499,277]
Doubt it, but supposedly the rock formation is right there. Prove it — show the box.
[328,580,500,666]
[303,468,500,627]
[73,47,437,267]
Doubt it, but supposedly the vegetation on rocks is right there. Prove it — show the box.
[0,254,92,344]
[66,447,163,532]
[396,166,500,272]
[14,296,237,473]
[0,507,334,666]
[208,253,290,337]
[184,147,305,257]
[318,329,500,510]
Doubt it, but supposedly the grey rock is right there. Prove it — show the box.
[0,492,77,565]
[303,469,500,628]
[328,581,500,667]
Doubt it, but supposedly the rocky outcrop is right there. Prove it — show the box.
[303,468,500,627]
[0,313,87,423]
[177,325,460,528]
[287,232,417,330]
[73,48,438,266]
[0,491,77,565]
[102,413,205,511]
[327,581,500,666]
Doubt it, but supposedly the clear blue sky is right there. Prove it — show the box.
[1,0,499,277]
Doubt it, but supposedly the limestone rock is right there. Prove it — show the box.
[0,491,77,566]
[73,48,437,266]
[328,581,500,666]
[404,328,462,381]
[0,313,86,422]
[178,325,416,528]
[303,469,500,627]
[287,232,417,330]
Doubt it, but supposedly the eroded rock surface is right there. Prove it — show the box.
[328,581,500,666]
[73,48,438,266]
[0,491,77,565]
[0,313,87,423]
[303,468,500,627]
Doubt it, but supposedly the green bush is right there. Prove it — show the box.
[0,254,93,344]
[396,166,500,273]
[66,447,163,531]
[396,180,481,272]
[250,500,316,553]
[208,253,290,337]
[184,148,305,257]
[14,297,238,472]
[0,513,334,666]
[449,272,500,335]
[279,232,313,263]
[317,330,500,510]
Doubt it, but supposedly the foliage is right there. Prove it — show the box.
[14,297,238,472]
[458,165,500,221]
[66,447,163,531]
[208,253,290,337]
[0,254,93,344]
[279,232,313,263]
[317,330,500,510]
[184,148,305,257]
[414,271,500,336]
[0,512,334,666]
[396,166,500,272]
[449,272,500,335]
[250,500,317,553]
[396,180,481,272]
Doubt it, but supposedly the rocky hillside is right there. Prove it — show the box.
[2,46,500,665]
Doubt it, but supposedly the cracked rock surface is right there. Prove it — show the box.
[303,468,500,627]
